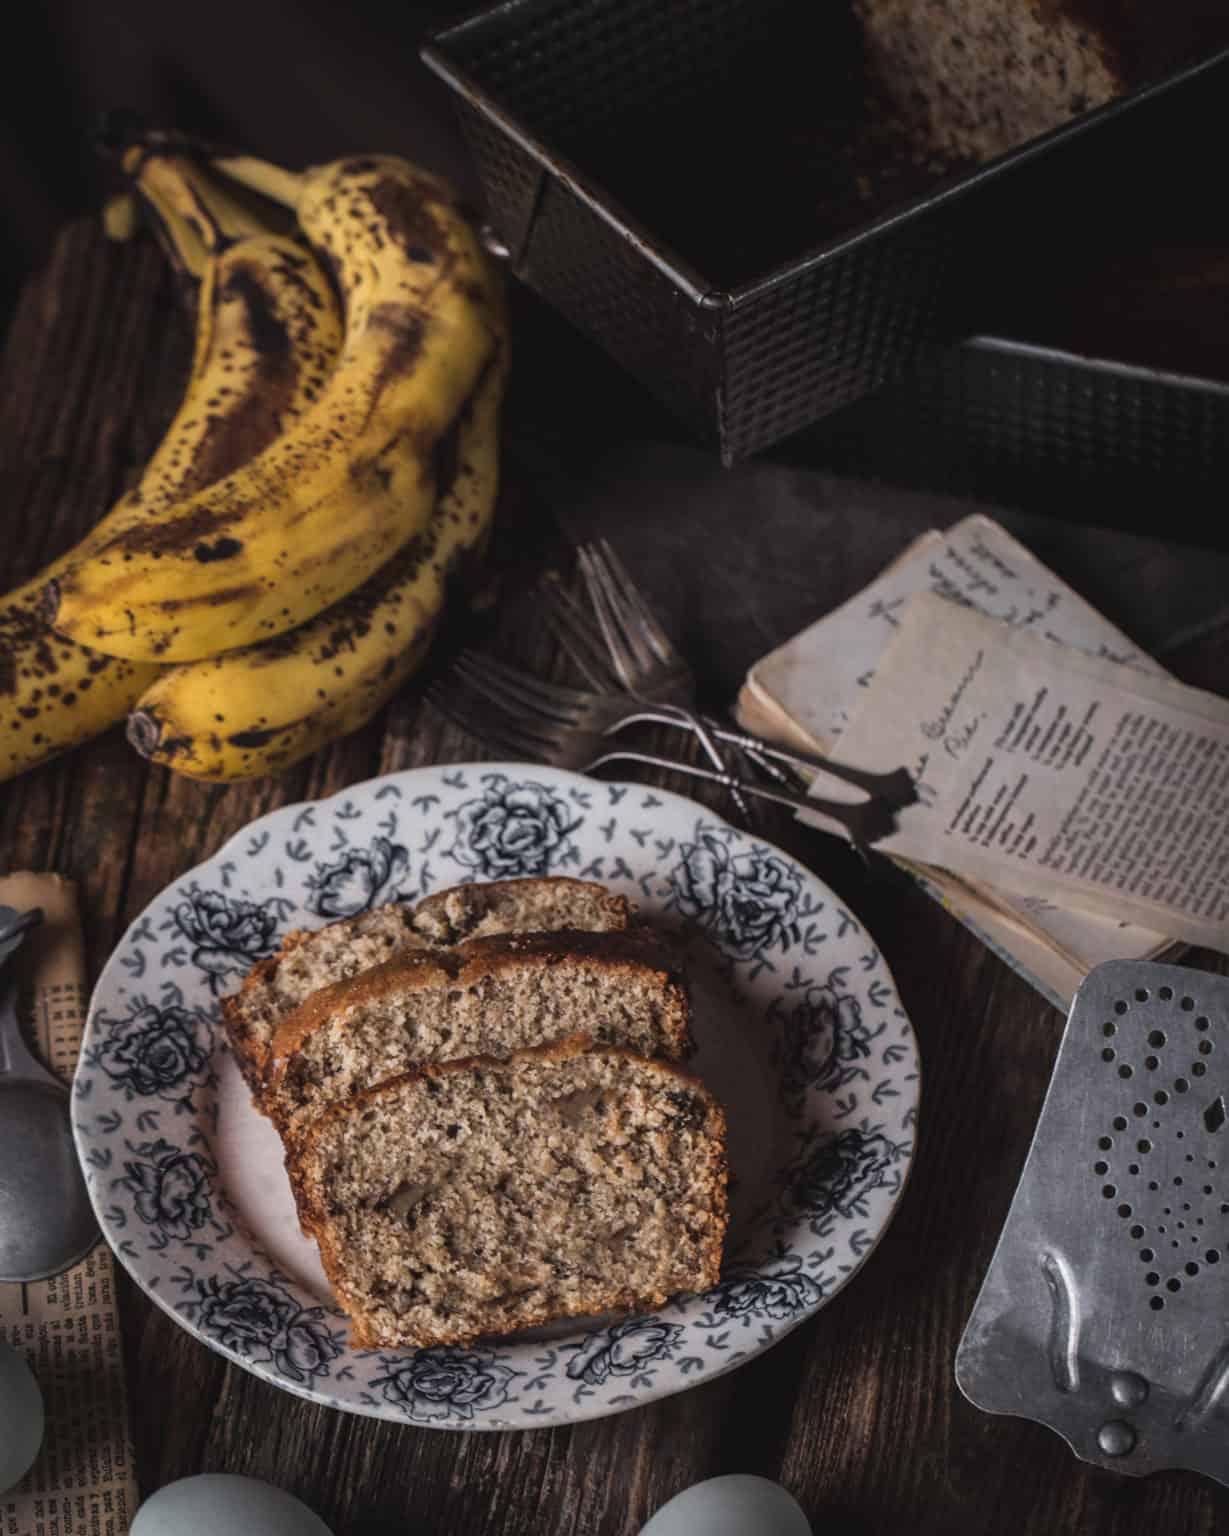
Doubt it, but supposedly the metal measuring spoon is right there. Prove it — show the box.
[0,905,99,1282]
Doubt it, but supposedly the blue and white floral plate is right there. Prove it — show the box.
[73,763,919,1430]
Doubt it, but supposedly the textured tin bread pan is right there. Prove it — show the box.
[422,0,1229,463]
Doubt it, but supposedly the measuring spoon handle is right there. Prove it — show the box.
[0,984,61,1089]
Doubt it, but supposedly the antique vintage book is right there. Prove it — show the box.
[829,594,1229,948]
[736,514,1187,1009]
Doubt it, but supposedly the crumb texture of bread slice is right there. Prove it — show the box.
[220,877,632,1089]
[264,929,691,1145]
[854,0,1123,163]
[293,1038,728,1349]
[855,0,1229,166]
[410,877,630,946]
[222,908,421,1089]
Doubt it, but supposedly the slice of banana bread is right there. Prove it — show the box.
[291,1035,728,1349]
[263,929,692,1149]
[412,878,630,946]
[855,0,1229,165]
[220,877,631,1089]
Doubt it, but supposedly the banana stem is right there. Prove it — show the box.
[137,181,212,284]
[126,710,161,758]
[211,155,307,211]
[140,154,281,245]
[101,191,140,242]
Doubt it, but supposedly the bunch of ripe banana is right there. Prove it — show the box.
[1,143,505,783]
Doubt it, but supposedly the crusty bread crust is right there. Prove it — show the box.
[265,926,691,1084]
[218,877,633,1090]
[291,1034,729,1349]
[221,927,322,1091]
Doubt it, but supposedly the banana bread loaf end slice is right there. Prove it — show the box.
[291,1035,728,1349]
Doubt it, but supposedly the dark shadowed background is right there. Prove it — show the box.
[1,2,478,317]
[6,0,1229,397]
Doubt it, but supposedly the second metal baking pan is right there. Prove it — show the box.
[802,334,1229,545]
[423,0,1229,463]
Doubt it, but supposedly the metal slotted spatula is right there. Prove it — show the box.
[956,961,1229,1484]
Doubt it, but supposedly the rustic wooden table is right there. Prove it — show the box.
[5,219,1229,1536]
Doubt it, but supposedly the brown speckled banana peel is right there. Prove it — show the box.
[0,177,344,783]
[0,598,157,782]
[126,347,505,780]
[88,234,343,547]
[50,156,502,663]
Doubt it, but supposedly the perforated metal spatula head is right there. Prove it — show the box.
[956,961,1229,1483]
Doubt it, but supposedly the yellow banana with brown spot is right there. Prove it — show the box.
[79,155,343,548]
[50,155,502,663]
[126,347,506,780]
[0,160,344,782]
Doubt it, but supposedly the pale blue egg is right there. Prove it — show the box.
[0,1341,44,1494]
[641,1475,812,1536]
[131,1474,333,1536]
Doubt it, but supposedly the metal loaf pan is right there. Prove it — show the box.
[422,0,1229,464]
[802,335,1229,547]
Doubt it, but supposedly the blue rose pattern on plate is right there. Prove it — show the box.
[187,1272,345,1384]
[91,993,215,1108]
[306,836,412,918]
[169,886,282,990]
[120,1138,213,1243]
[448,775,582,878]
[74,764,919,1430]
[372,1350,519,1423]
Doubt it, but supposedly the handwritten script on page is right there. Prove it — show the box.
[749,512,1163,749]
[747,513,1170,971]
[819,593,1229,951]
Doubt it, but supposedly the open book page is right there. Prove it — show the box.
[744,512,1166,750]
[1002,892,1166,970]
[823,593,1229,951]
[736,675,1166,971]
[736,514,1171,977]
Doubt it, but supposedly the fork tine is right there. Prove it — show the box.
[573,545,633,689]
[425,686,521,755]
[575,541,751,807]
[448,666,570,746]
[426,675,561,762]
[452,651,589,724]
[545,583,622,692]
[481,653,595,713]
[593,539,676,667]
[577,543,656,687]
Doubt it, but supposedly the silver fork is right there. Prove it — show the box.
[438,646,915,808]
[566,542,693,701]
[428,650,903,846]
[555,541,915,809]
[553,546,754,816]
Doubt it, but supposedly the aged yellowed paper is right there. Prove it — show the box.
[824,595,1229,950]
[0,873,137,1536]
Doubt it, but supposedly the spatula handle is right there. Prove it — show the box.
[0,983,59,1088]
